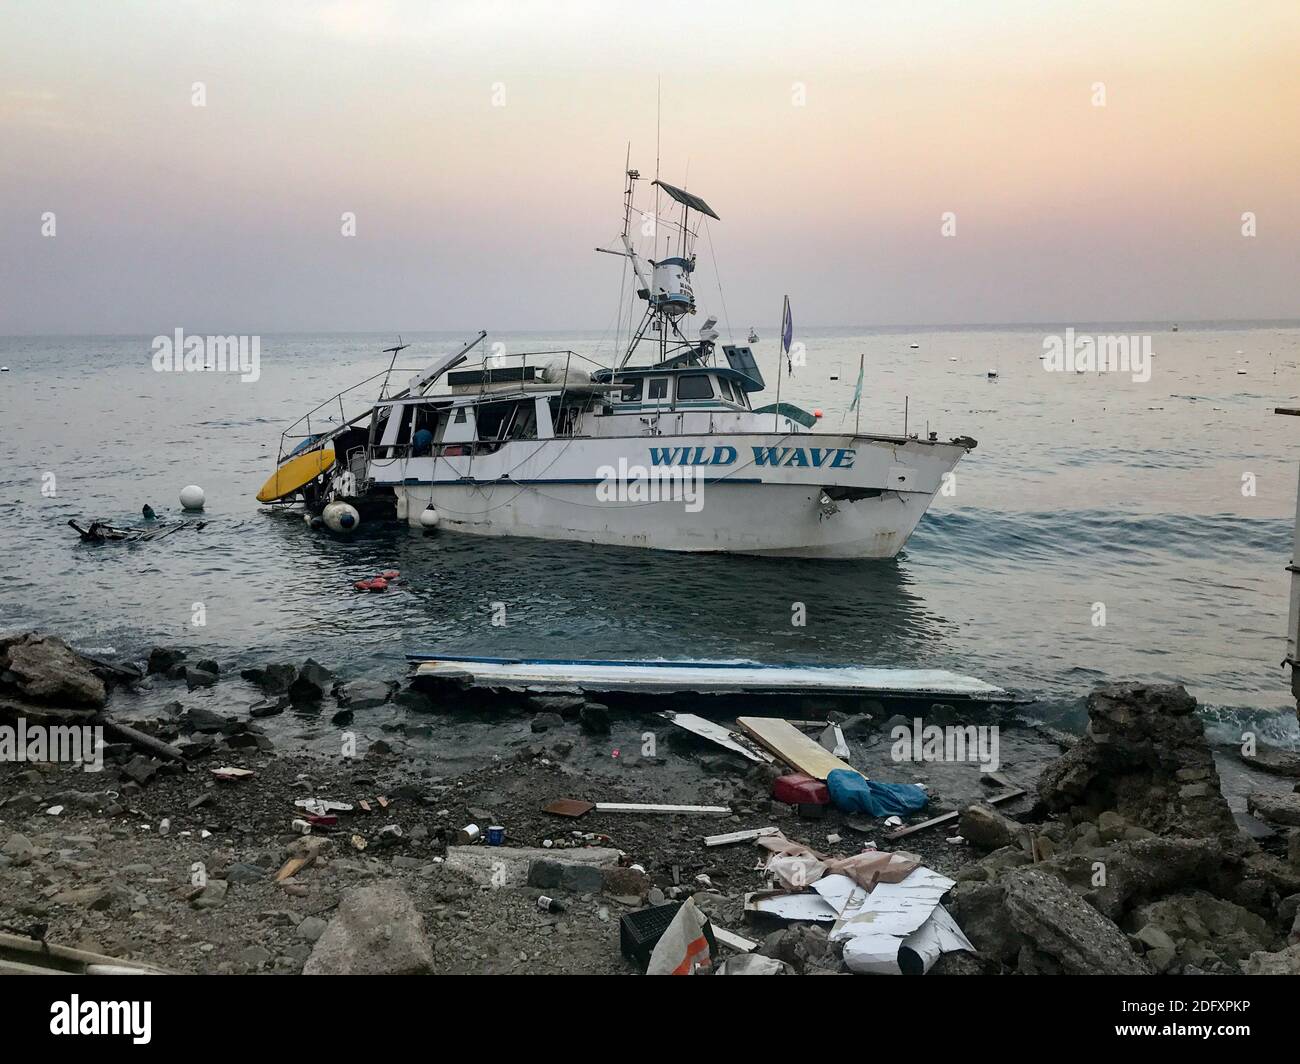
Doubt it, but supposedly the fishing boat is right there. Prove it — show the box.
[256,167,976,558]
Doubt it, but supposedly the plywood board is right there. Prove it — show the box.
[660,711,775,764]
[542,798,594,818]
[737,717,862,781]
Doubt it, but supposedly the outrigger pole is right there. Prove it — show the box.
[773,293,790,431]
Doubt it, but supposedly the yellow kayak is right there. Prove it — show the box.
[256,446,335,503]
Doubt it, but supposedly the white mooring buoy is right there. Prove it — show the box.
[419,505,440,530]
[179,485,206,511]
[322,501,360,533]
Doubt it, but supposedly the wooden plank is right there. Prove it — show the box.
[0,932,169,975]
[736,717,862,780]
[712,926,759,953]
[703,826,780,847]
[594,802,731,816]
[884,787,1027,840]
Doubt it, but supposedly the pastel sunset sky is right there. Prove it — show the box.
[2,0,1298,332]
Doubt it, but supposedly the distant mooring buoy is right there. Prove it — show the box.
[323,501,360,533]
[419,505,440,530]
[179,485,206,511]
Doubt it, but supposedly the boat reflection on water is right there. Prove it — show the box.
[270,512,958,673]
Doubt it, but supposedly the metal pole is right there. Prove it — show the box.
[1288,459,1300,712]
[854,352,864,436]
[774,294,787,431]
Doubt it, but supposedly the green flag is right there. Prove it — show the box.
[848,360,864,411]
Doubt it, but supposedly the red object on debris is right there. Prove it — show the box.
[368,577,388,592]
[772,772,829,806]
[305,814,338,827]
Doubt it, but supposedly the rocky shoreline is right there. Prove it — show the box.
[2,631,1299,975]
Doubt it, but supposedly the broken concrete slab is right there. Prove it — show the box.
[444,845,620,889]
[303,883,433,975]
[1000,868,1154,975]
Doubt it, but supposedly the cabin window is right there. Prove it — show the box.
[676,374,713,400]
[619,377,643,402]
[508,402,537,439]
[454,408,467,423]
[476,401,516,442]
[718,378,733,401]
[648,377,669,400]
[732,387,749,409]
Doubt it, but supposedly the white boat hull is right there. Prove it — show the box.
[377,432,966,559]
[411,655,1010,700]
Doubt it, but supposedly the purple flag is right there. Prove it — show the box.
[780,296,793,374]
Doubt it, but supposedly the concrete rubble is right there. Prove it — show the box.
[2,632,1300,976]
[949,683,1299,975]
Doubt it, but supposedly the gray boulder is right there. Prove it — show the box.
[0,633,105,707]
[959,803,1031,853]
[1247,791,1300,828]
[1241,942,1300,974]
[241,663,298,695]
[578,702,611,735]
[335,679,394,710]
[289,659,331,703]
[1050,836,1238,921]
[1126,890,1274,972]
[147,647,187,675]
[1,832,35,867]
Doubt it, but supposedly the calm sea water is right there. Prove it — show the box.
[1,324,1297,739]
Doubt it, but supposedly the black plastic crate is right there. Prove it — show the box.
[619,902,718,969]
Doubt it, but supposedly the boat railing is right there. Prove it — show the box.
[464,348,612,377]
[276,367,425,464]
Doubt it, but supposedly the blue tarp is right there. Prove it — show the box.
[825,769,929,818]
